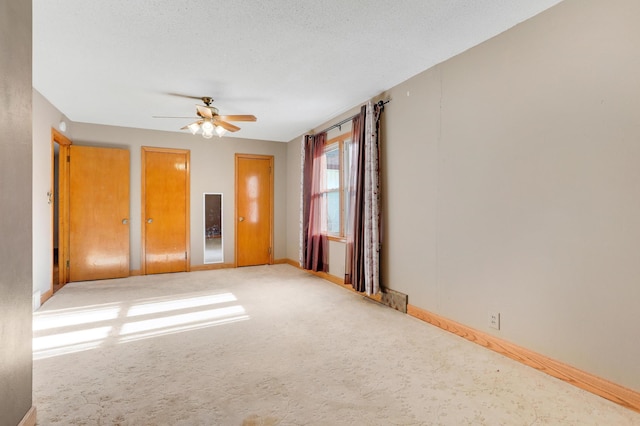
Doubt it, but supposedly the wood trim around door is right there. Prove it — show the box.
[234,153,274,267]
[141,146,190,275]
[47,128,72,303]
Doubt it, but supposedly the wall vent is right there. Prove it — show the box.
[381,288,408,313]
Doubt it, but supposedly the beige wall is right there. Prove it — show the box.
[0,0,34,424]
[285,135,302,263]
[287,0,640,391]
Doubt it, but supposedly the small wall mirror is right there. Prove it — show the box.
[204,193,223,264]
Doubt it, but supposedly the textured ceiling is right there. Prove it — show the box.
[33,0,563,142]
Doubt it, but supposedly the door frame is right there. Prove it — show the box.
[234,153,274,267]
[141,146,191,275]
[49,128,72,302]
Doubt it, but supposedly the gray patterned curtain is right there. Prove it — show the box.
[345,106,366,291]
[345,101,381,295]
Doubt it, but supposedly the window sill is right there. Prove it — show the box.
[327,235,347,243]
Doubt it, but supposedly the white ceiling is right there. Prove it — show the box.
[33,0,563,142]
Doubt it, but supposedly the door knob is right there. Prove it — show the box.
[239,216,245,222]
[122,219,128,224]
[147,218,153,224]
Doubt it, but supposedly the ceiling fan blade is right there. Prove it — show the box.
[196,105,213,119]
[167,92,205,101]
[153,116,199,119]
[180,120,203,130]
[217,115,257,122]
[213,118,240,132]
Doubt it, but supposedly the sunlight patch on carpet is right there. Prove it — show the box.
[120,305,248,339]
[33,290,248,360]
[33,326,111,359]
[126,293,237,317]
[33,304,121,331]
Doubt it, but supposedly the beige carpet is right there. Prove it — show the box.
[33,264,640,425]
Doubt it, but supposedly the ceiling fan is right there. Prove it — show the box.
[156,97,257,138]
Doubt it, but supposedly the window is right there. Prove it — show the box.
[322,132,351,240]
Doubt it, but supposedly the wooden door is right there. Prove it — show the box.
[69,145,130,281]
[142,147,190,275]
[235,154,273,266]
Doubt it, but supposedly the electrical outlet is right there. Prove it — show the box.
[489,311,500,330]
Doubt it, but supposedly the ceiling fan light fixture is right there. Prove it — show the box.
[201,120,214,133]
[215,125,226,137]
[187,122,200,135]
[202,129,214,139]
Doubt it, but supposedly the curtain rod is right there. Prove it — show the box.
[316,114,358,136]
[314,99,390,136]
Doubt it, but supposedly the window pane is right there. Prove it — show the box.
[342,138,352,235]
[325,146,340,191]
[326,190,340,235]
